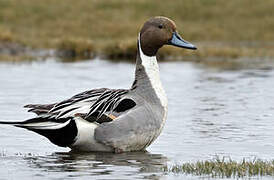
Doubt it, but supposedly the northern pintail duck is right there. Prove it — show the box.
[0,17,196,153]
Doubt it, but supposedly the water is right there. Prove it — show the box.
[0,58,274,179]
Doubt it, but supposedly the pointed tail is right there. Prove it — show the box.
[0,117,78,147]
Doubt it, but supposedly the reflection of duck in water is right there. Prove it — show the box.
[0,17,196,153]
[24,151,168,179]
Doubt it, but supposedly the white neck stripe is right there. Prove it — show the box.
[138,35,168,107]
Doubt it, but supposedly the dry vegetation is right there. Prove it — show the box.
[0,0,274,61]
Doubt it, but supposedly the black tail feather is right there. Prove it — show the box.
[0,120,27,125]
[0,117,78,147]
[27,120,78,147]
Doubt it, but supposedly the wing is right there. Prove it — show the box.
[24,88,136,123]
[48,88,109,119]
[24,88,108,116]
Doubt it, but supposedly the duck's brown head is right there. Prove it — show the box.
[140,16,196,56]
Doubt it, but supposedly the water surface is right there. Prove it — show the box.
[0,58,274,179]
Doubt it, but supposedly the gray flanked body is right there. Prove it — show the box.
[0,16,196,153]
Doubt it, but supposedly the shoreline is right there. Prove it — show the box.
[0,41,273,63]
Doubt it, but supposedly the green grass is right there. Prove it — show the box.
[0,0,274,60]
[165,157,274,178]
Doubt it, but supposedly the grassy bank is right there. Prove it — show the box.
[0,0,274,61]
[165,157,274,178]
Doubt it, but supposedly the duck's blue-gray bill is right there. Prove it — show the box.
[168,32,197,50]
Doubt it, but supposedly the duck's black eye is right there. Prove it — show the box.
[158,24,163,29]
